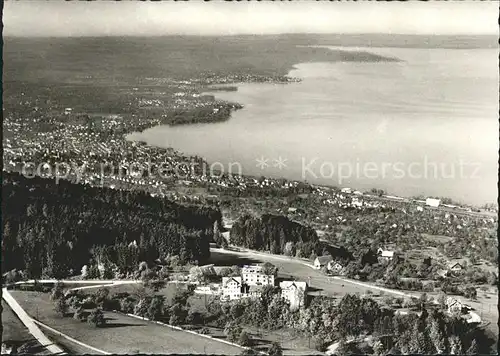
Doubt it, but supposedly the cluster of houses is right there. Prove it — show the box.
[313,248,396,274]
[194,264,308,311]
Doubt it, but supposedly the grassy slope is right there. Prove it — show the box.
[10,291,243,354]
[1,301,51,354]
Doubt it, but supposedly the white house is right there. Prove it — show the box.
[377,248,395,261]
[449,262,464,272]
[426,198,441,208]
[241,265,275,286]
[314,255,334,270]
[280,281,307,311]
[341,187,352,194]
[221,277,243,301]
[446,297,463,314]
[327,260,344,273]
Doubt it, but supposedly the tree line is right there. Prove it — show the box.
[2,172,221,279]
[229,214,320,256]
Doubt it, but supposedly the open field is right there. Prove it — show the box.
[1,301,50,354]
[73,280,321,355]
[9,291,244,355]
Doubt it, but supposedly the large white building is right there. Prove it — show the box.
[426,198,441,208]
[280,281,307,311]
[221,276,243,301]
[241,265,275,286]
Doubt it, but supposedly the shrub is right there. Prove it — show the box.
[54,298,68,317]
[94,288,110,308]
[268,342,283,356]
[87,308,106,327]
[313,336,327,352]
[199,327,210,335]
[238,331,252,346]
[50,282,65,301]
[73,306,87,322]
[119,297,135,314]
[134,297,151,317]
[147,296,165,321]
[81,296,97,309]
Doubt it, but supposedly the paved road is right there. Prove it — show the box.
[2,288,65,355]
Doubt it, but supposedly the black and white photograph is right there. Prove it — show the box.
[1,1,498,355]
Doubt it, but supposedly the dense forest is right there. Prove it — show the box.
[1,172,221,278]
[229,214,320,256]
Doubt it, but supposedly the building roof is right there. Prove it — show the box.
[329,260,344,267]
[242,264,262,271]
[280,281,307,290]
[449,262,463,269]
[222,276,242,287]
[377,248,394,258]
[316,255,334,265]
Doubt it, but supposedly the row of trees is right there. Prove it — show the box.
[2,172,221,278]
[229,214,320,255]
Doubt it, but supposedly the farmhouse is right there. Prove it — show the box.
[449,262,464,272]
[221,276,243,301]
[314,255,333,270]
[327,260,344,273]
[280,281,308,311]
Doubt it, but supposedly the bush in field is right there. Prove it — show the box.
[94,288,110,308]
[268,342,283,356]
[81,296,97,309]
[119,297,135,314]
[199,327,210,335]
[187,310,204,325]
[87,308,106,327]
[54,298,68,317]
[147,296,165,321]
[169,303,187,325]
[225,322,242,343]
[73,306,87,322]
[134,297,151,317]
[313,336,328,352]
[463,286,477,300]
[50,282,65,301]
[238,331,252,347]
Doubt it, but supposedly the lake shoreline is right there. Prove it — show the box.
[127,46,497,207]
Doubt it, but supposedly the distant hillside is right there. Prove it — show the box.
[3,35,398,85]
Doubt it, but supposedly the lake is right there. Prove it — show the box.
[127,46,498,205]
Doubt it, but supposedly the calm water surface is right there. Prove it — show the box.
[128,47,498,205]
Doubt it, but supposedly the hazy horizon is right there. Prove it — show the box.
[4,1,498,37]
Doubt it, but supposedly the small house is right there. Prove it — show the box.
[449,262,464,272]
[314,255,333,270]
[327,260,344,273]
[377,248,395,261]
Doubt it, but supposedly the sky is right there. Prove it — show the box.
[3,1,498,37]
